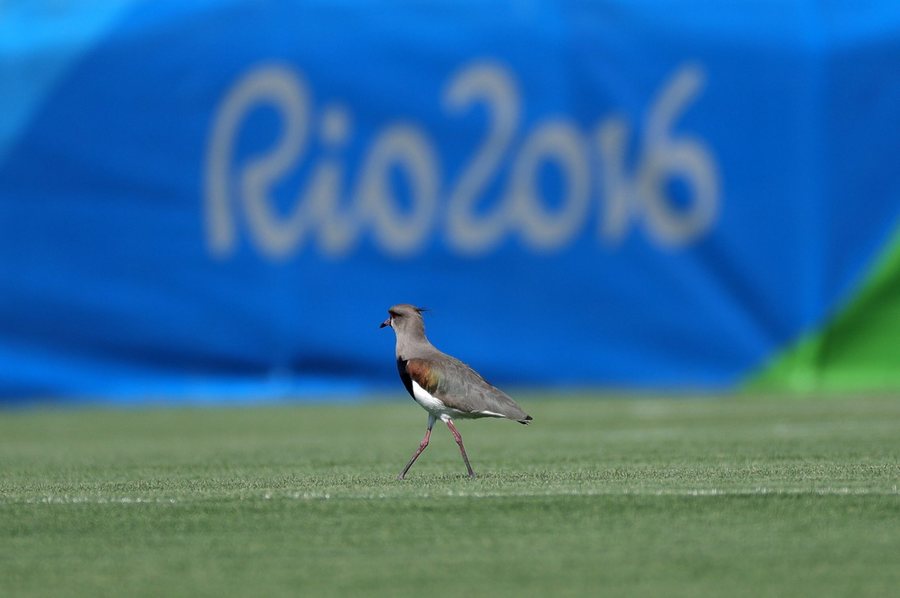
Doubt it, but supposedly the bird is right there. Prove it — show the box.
[380,304,532,479]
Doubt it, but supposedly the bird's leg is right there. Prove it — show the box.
[445,418,476,478]
[398,414,436,480]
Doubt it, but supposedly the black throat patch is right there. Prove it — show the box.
[396,358,414,398]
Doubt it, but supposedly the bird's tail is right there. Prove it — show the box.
[518,415,533,425]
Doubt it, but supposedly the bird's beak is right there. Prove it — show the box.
[379,317,391,329]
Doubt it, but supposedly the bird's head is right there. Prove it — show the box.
[380,304,427,338]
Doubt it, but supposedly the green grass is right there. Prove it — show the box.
[1,396,898,597]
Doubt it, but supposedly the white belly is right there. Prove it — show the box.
[411,380,453,420]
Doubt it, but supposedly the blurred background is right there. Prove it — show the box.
[2,1,900,405]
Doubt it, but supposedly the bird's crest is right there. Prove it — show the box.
[388,304,429,318]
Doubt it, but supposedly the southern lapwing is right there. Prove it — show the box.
[380,304,532,479]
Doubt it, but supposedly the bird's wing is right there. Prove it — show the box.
[404,357,531,422]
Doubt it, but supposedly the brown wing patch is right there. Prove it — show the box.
[405,359,440,394]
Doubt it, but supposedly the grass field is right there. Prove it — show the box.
[1,395,898,597]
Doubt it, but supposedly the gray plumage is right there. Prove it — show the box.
[382,304,531,479]
[383,304,532,424]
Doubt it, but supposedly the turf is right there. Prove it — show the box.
[1,396,898,597]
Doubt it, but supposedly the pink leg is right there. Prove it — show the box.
[445,419,476,478]
[398,415,435,480]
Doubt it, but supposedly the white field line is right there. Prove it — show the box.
[2,485,898,505]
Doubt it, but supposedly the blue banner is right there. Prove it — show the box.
[2,2,900,400]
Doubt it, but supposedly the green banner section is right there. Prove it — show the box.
[749,225,900,393]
